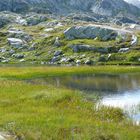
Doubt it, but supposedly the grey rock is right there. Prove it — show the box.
[44,28,54,32]
[119,48,130,53]
[98,55,107,62]
[0,47,6,53]
[54,37,61,47]
[54,50,62,56]
[28,46,35,51]
[76,60,81,65]
[85,59,92,65]
[12,53,24,59]
[69,44,94,52]
[26,13,48,26]
[69,44,109,53]
[60,57,67,63]
[0,12,21,27]
[8,28,32,42]
[96,47,108,53]
[9,49,15,55]
[1,59,9,63]
[51,56,60,63]
[64,26,118,41]
[113,20,123,26]
[7,38,25,48]
[91,0,140,17]
[16,17,27,26]
[131,35,138,46]
[114,17,139,24]
[8,28,24,35]
[0,0,139,21]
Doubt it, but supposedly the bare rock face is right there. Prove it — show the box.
[64,26,118,41]
[91,0,140,17]
[0,0,29,12]
[125,0,140,8]
[0,0,139,19]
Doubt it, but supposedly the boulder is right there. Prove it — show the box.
[76,60,81,65]
[98,55,107,62]
[54,50,62,56]
[0,16,11,28]
[119,48,130,53]
[44,28,54,32]
[16,17,27,26]
[51,56,60,63]
[64,26,118,41]
[8,28,24,35]
[26,13,48,26]
[0,47,6,53]
[131,35,138,46]
[7,38,25,48]
[54,37,61,47]
[60,57,67,63]
[69,44,94,52]
[1,59,9,63]
[0,12,28,28]
[96,47,108,53]
[85,59,93,65]
[8,28,32,42]
[69,44,109,53]
[12,53,24,59]
[9,49,15,55]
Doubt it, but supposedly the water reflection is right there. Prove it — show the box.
[100,89,140,122]
[28,74,140,92]
[27,73,140,122]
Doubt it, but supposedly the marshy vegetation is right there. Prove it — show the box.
[0,66,140,139]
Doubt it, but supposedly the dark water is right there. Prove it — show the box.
[27,73,140,123]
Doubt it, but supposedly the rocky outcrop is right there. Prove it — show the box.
[7,38,25,48]
[0,11,48,28]
[0,0,139,19]
[8,28,32,41]
[91,0,140,17]
[64,26,118,41]
[69,44,94,52]
[26,13,48,25]
[69,44,114,53]
[0,0,29,12]
[125,0,140,8]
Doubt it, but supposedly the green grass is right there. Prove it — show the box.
[0,79,139,140]
[0,66,140,139]
[0,23,139,65]
[1,66,140,79]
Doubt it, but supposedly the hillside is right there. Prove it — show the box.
[125,0,140,8]
[0,0,139,65]
[0,0,140,18]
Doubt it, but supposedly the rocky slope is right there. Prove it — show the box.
[0,11,139,65]
[0,0,140,18]
[91,0,140,17]
[125,0,140,8]
[0,1,139,65]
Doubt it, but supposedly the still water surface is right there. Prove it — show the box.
[27,73,140,123]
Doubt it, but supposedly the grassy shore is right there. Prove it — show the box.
[1,65,140,79]
[0,66,140,140]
